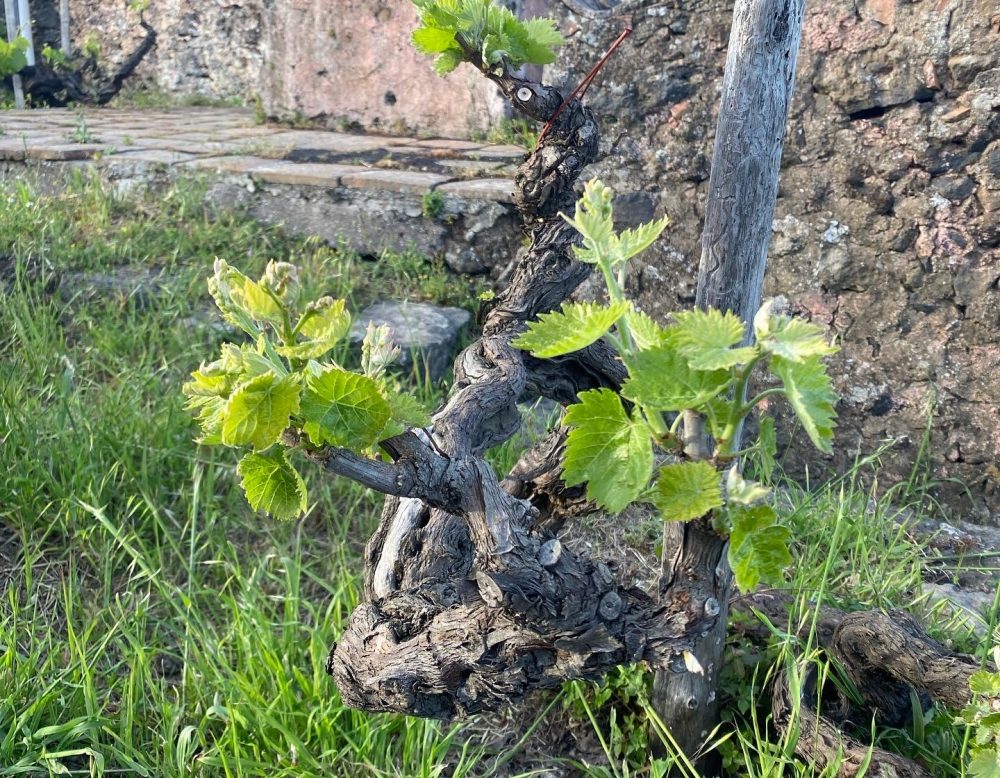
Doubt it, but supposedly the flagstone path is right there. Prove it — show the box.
[0,106,521,202]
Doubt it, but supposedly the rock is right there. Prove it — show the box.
[920,583,994,639]
[349,300,471,382]
[55,267,165,311]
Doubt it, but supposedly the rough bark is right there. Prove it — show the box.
[736,592,983,776]
[652,0,806,767]
[318,52,734,719]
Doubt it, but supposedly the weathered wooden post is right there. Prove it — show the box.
[651,0,806,769]
[59,0,70,53]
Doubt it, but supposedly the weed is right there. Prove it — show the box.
[69,110,96,143]
[488,117,540,149]
[421,188,445,219]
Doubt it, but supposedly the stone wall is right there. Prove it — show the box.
[36,0,505,137]
[551,0,999,521]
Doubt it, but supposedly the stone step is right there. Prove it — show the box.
[0,107,524,275]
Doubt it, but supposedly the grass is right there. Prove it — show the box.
[0,171,993,777]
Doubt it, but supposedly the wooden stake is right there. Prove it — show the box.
[651,0,806,769]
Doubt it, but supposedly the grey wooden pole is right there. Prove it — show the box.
[15,0,34,65]
[651,0,806,770]
[59,0,70,53]
[3,0,25,108]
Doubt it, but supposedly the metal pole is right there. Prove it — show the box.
[3,0,25,109]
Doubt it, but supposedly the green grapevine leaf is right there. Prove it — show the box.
[301,366,391,450]
[728,504,792,592]
[725,466,770,505]
[756,416,777,481]
[208,259,287,333]
[361,323,400,379]
[760,316,837,363]
[380,391,432,439]
[434,47,464,75]
[653,461,723,522]
[186,395,226,445]
[622,343,730,412]
[513,300,629,358]
[969,748,1000,778]
[563,179,614,265]
[519,17,564,64]
[616,216,670,264]
[221,373,301,450]
[562,389,653,513]
[411,0,562,72]
[412,26,458,53]
[667,309,758,370]
[279,297,351,359]
[237,448,307,521]
[625,306,668,350]
[970,671,1000,696]
[770,355,837,454]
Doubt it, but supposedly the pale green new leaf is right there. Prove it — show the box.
[770,355,837,453]
[412,26,457,53]
[513,300,629,358]
[621,343,730,412]
[653,461,723,522]
[221,373,301,450]
[564,179,615,265]
[519,17,563,64]
[301,366,391,451]
[625,306,668,350]
[667,309,758,370]
[969,670,1000,696]
[760,316,837,363]
[434,47,464,75]
[725,466,770,505]
[207,260,259,336]
[728,504,792,592]
[361,322,401,379]
[562,389,653,513]
[279,297,351,359]
[237,448,307,521]
[616,216,669,265]
[968,748,1000,778]
[186,394,226,445]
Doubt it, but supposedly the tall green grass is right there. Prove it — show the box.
[0,173,486,776]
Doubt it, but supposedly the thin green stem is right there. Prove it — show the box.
[740,387,786,416]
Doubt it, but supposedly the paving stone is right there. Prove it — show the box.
[413,138,486,151]
[27,144,108,161]
[252,162,368,187]
[263,131,399,153]
[435,158,513,174]
[0,139,27,161]
[437,177,515,203]
[471,143,529,160]
[104,148,198,165]
[181,155,286,175]
[349,300,472,381]
[340,169,451,194]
